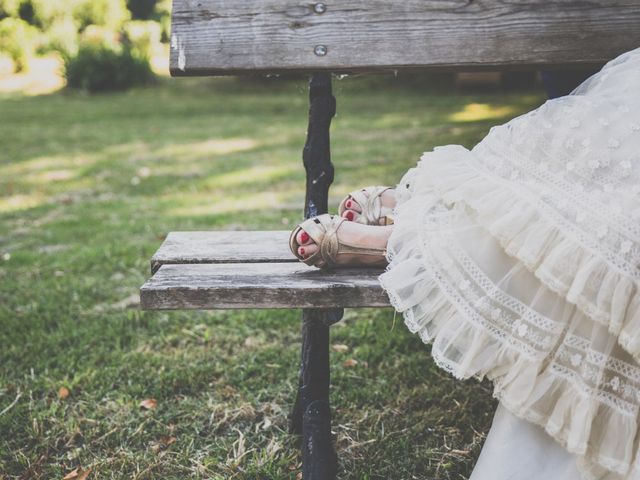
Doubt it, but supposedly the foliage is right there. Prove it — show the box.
[122,20,160,59]
[72,0,130,32]
[64,41,155,92]
[41,16,79,57]
[0,0,167,75]
[154,0,171,42]
[20,0,69,29]
[0,17,38,71]
[0,0,19,19]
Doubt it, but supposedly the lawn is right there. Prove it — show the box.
[0,73,543,479]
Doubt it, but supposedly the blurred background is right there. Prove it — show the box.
[0,1,549,478]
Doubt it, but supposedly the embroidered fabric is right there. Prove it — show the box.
[379,47,640,480]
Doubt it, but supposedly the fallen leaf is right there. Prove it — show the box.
[63,468,91,480]
[58,387,70,399]
[78,468,92,480]
[151,435,176,453]
[63,469,79,480]
[331,344,349,353]
[343,358,359,368]
[139,399,157,410]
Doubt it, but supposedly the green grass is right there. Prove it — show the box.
[0,74,544,479]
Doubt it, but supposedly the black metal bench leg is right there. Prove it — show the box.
[299,309,338,479]
[288,73,341,479]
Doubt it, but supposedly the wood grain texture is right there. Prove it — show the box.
[140,262,390,309]
[151,231,295,273]
[170,0,640,75]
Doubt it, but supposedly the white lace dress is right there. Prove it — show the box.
[379,47,640,480]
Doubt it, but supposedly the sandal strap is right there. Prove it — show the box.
[291,214,386,269]
[296,214,345,268]
[343,186,394,225]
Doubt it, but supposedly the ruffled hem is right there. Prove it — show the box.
[399,145,640,363]
[379,193,640,479]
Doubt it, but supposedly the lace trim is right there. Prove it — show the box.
[379,195,640,478]
[413,145,640,362]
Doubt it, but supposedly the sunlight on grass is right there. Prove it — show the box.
[449,103,518,123]
[27,169,78,183]
[205,164,298,189]
[0,193,45,213]
[156,138,260,158]
[1,154,94,177]
[166,189,300,217]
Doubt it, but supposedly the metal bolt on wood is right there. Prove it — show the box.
[313,3,327,14]
[314,45,328,57]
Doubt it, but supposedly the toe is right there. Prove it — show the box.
[299,244,318,258]
[296,229,313,245]
[344,196,363,213]
[342,210,359,222]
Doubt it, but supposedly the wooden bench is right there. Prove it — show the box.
[141,231,389,310]
[142,2,640,478]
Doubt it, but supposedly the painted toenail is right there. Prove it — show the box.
[300,231,310,243]
[346,200,352,208]
[346,211,354,220]
[300,247,305,255]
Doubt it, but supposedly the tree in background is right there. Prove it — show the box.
[0,0,170,91]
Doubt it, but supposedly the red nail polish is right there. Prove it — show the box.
[346,200,352,208]
[300,248,305,255]
[346,211,354,220]
[300,231,310,243]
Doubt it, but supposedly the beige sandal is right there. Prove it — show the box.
[338,186,394,225]
[289,214,387,269]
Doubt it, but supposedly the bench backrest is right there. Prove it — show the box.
[170,0,640,76]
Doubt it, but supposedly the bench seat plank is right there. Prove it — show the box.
[170,0,640,76]
[151,231,295,273]
[141,262,390,310]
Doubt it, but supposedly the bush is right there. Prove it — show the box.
[0,17,38,71]
[42,16,79,57]
[125,0,170,41]
[23,0,69,29]
[65,42,155,93]
[73,0,129,31]
[154,0,171,42]
[0,0,19,19]
[123,20,160,59]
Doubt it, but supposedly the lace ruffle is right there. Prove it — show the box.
[406,145,640,363]
[379,192,640,479]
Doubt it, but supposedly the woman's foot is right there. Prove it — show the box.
[293,216,392,268]
[340,187,397,225]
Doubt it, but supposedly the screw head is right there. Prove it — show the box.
[314,45,328,57]
[313,3,327,14]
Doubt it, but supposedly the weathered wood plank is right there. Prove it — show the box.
[151,231,295,273]
[170,0,640,75]
[140,262,389,309]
